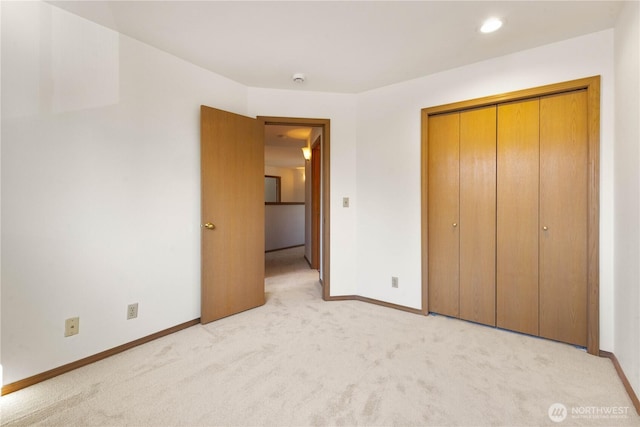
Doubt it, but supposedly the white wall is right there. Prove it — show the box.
[1,1,247,385]
[264,165,305,203]
[265,205,305,251]
[264,166,305,251]
[614,0,640,399]
[248,89,358,296]
[355,30,616,351]
[290,168,306,203]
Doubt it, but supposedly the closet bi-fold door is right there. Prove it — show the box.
[428,112,460,318]
[459,106,496,326]
[427,107,496,325]
[423,77,598,353]
[539,90,588,347]
[496,99,540,336]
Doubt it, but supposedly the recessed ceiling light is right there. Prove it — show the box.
[480,17,503,34]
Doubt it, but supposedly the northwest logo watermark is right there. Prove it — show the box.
[548,403,567,423]
[548,403,630,422]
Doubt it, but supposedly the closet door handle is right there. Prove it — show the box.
[542,226,548,231]
[452,223,458,228]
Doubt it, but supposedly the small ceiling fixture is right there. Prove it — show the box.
[292,73,306,83]
[480,17,503,33]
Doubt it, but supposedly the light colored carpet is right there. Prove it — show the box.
[1,246,638,426]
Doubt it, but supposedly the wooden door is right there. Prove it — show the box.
[200,106,265,324]
[459,106,497,326]
[428,112,460,317]
[539,90,588,346]
[311,140,321,270]
[496,99,540,336]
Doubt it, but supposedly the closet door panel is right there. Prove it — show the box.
[539,90,588,347]
[459,106,496,326]
[428,113,460,317]
[496,99,540,336]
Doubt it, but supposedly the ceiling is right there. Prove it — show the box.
[47,1,622,168]
[48,1,623,94]
[264,125,311,168]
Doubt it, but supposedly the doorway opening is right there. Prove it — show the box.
[260,116,331,300]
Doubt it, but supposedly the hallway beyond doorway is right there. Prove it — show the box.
[265,246,316,279]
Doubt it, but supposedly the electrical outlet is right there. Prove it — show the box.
[65,317,79,337]
[392,277,399,288]
[127,303,138,320]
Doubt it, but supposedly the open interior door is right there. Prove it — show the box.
[200,106,265,323]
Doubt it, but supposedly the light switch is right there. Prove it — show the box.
[343,197,349,208]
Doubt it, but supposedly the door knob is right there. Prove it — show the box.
[203,223,216,230]
[543,226,548,231]
[452,223,457,228]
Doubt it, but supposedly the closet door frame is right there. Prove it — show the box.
[420,76,601,355]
